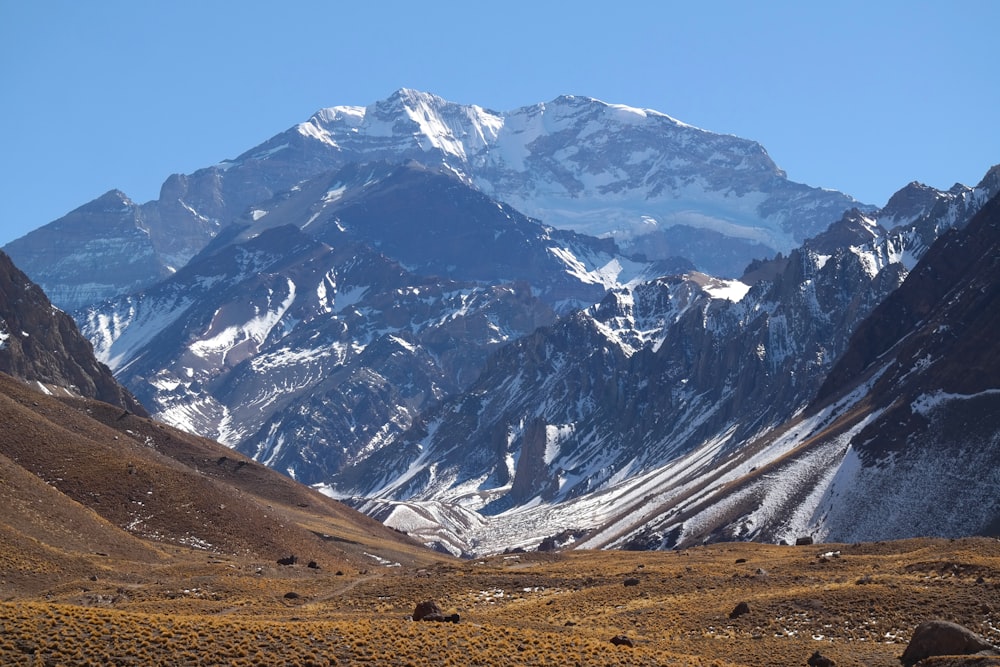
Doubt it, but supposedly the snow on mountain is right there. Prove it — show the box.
[221,161,678,314]
[326,239,892,542]
[324,168,999,556]
[625,186,1000,549]
[13,83,999,557]
[296,89,504,160]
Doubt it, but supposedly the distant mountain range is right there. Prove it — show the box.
[2,89,998,557]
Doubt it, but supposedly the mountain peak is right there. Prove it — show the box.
[546,93,695,129]
[285,90,857,254]
[976,163,1000,193]
[77,189,136,214]
[387,87,447,107]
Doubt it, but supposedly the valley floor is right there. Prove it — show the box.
[3,538,1000,666]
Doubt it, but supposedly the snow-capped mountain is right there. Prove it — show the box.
[6,89,864,311]
[288,90,866,268]
[332,167,999,555]
[79,165,666,483]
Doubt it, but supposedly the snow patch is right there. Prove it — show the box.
[189,279,297,363]
[702,278,751,303]
[323,185,347,203]
[911,388,1000,416]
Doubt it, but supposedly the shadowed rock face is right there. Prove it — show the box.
[0,250,145,415]
[900,620,1000,666]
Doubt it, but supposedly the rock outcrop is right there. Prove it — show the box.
[0,250,145,414]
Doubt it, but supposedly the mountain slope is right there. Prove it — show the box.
[0,247,441,587]
[0,249,145,413]
[221,161,672,310]
[77,163,689,487]
[0,370,440,586]
[2,191,176,312]
[595,187,1000,549]
[330,168,998,555]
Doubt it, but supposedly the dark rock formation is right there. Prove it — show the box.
[411,600,458,623]
[807,650,836,667]
[412,600,443,621]
[0,250,145,414]
[729,601,751,619]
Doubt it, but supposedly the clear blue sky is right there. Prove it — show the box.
[1,0,997,246]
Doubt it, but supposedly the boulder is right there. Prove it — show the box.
[412,600,460,623]
[807,650,835,666]
[729,601,751,619]
[412,600,443,621]
[900,620,1000,666]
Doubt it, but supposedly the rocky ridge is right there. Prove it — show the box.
[0,249,144,413]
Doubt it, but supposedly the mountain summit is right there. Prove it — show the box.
[284,89,866,270]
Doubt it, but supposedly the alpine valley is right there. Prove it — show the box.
[4,89,999,560]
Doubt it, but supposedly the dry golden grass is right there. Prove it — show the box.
[3,538,1000,666]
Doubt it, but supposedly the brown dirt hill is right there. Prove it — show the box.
[0,371,444,598]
